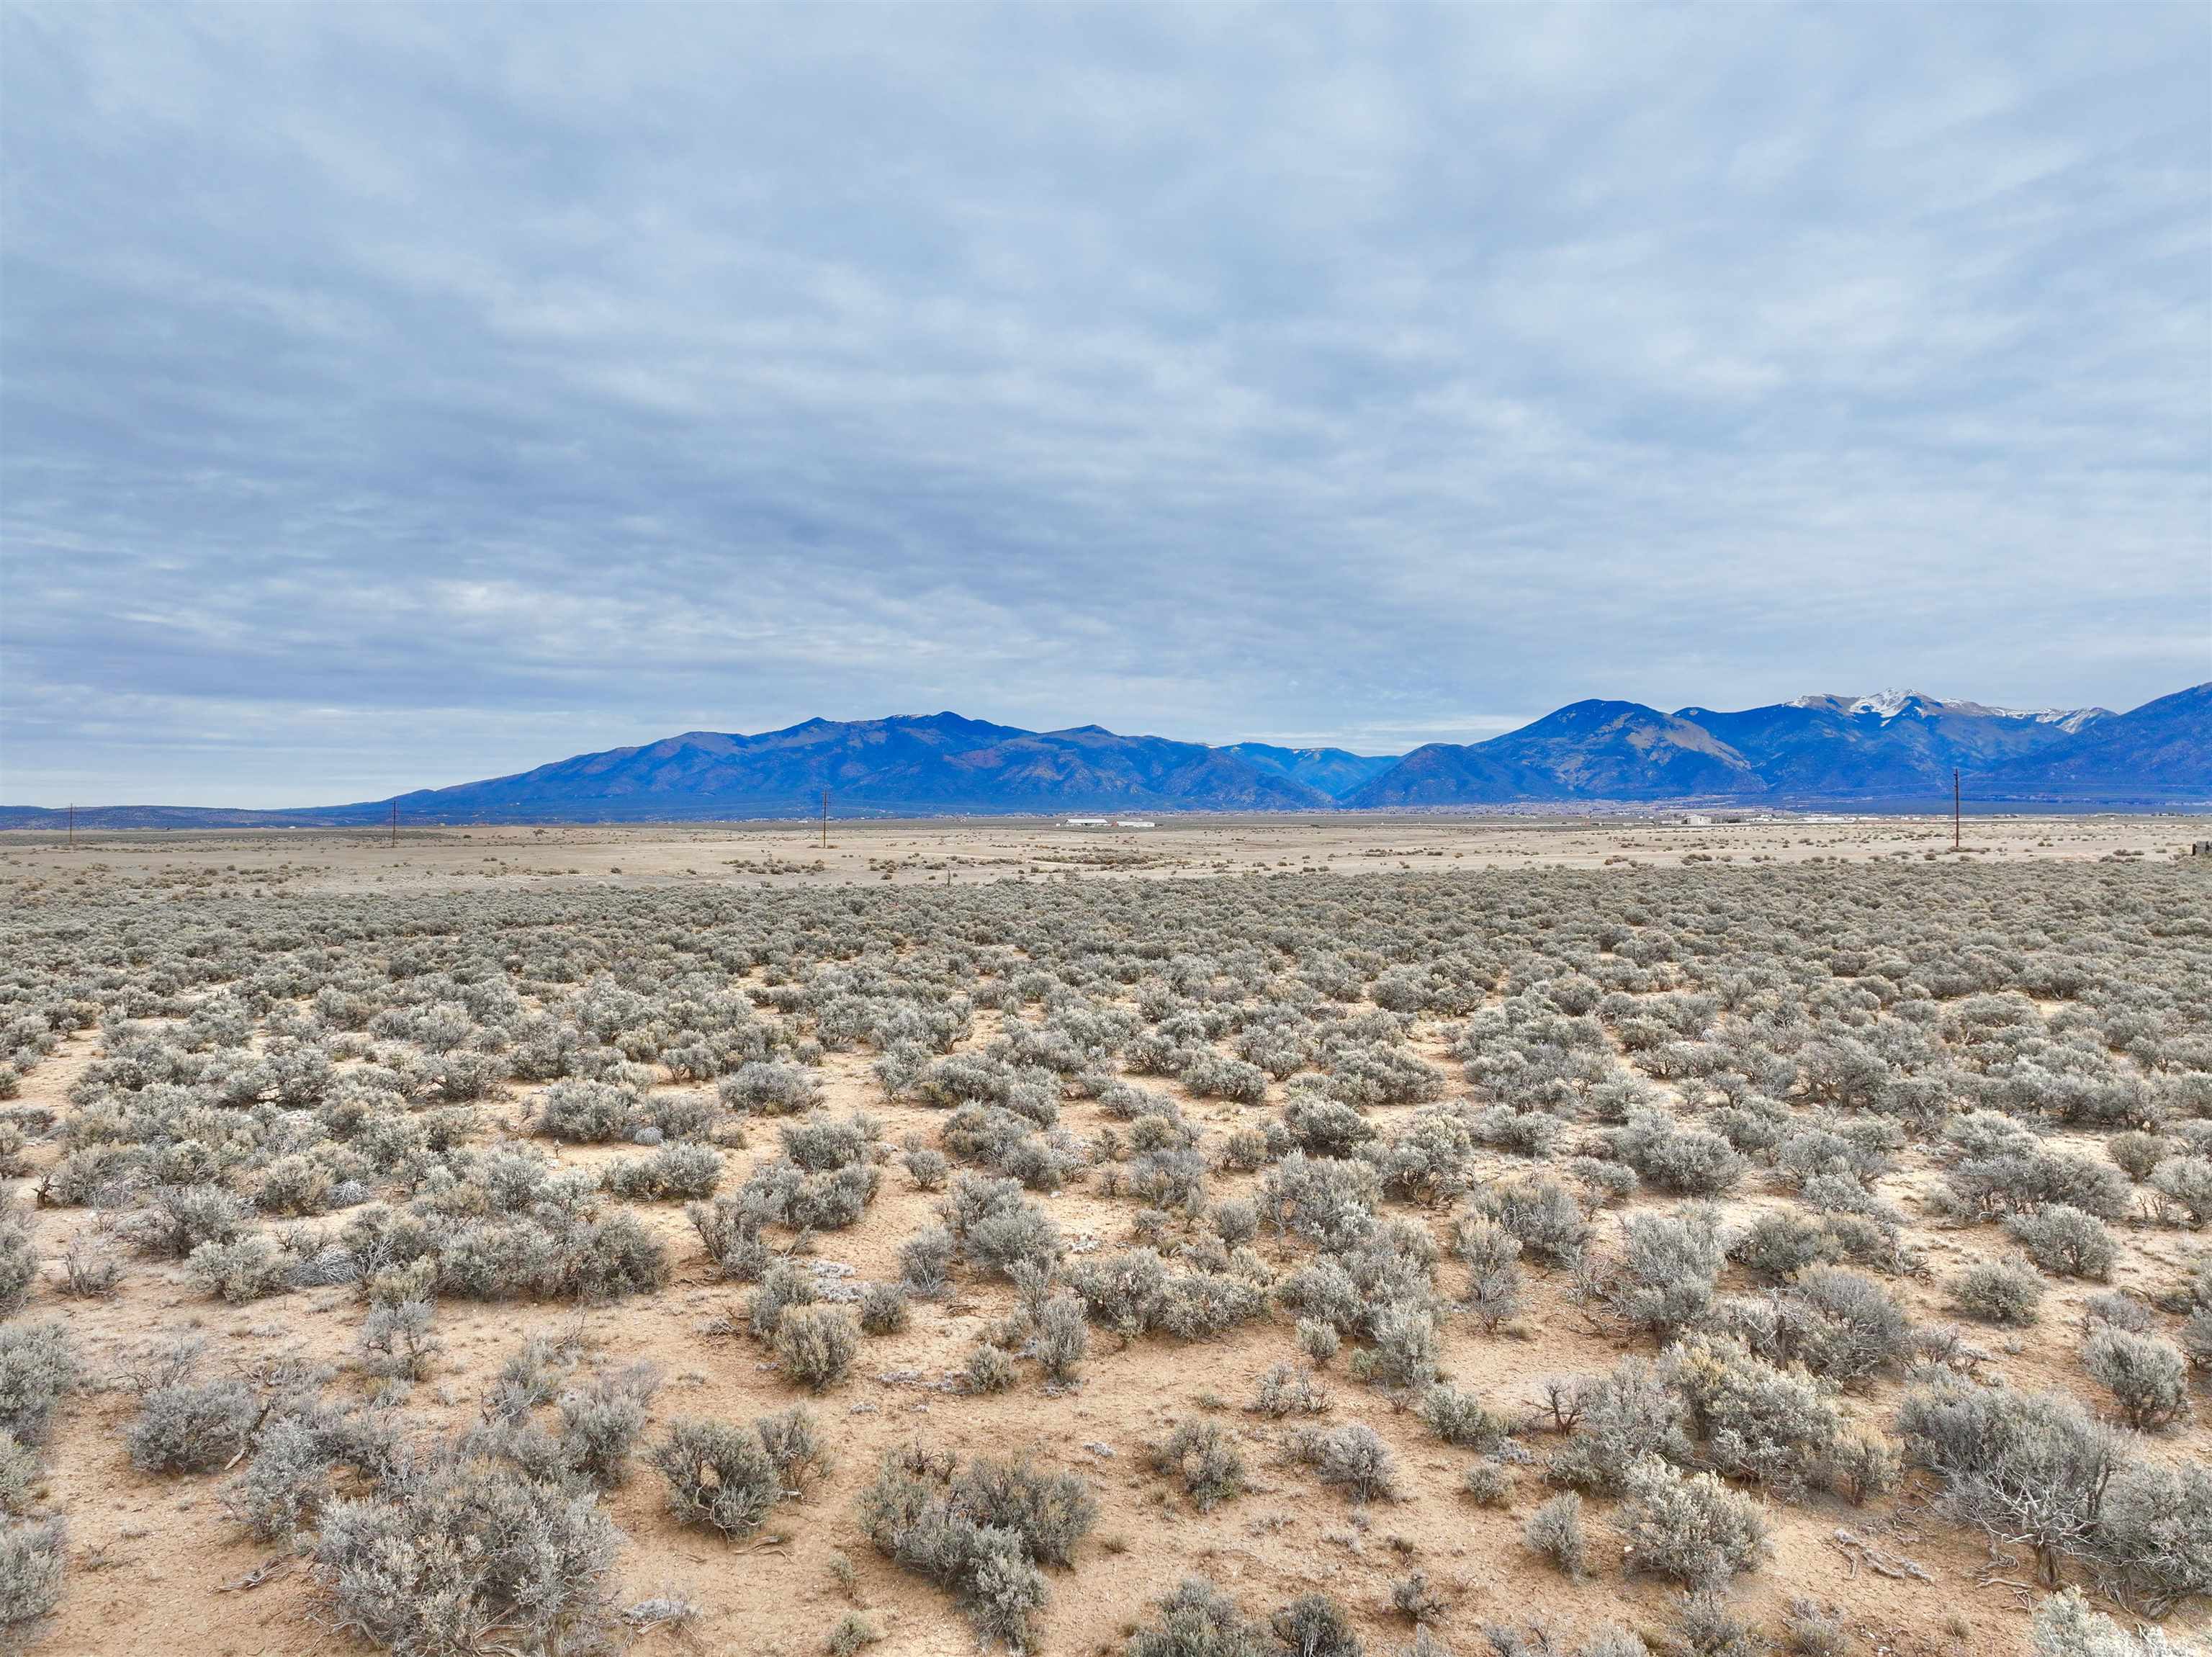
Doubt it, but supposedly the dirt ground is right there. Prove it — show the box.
[1,809,2200,903]
[1,819,2206,1657]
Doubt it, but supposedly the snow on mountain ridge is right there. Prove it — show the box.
[1785,691,2108,728]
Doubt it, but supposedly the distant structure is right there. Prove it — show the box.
[1064,817,1111,829]
[1116,819,1155,829]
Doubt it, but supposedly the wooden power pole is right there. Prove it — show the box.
[390,800,397,849]
[67,804,73,850]
[1953,769,1961,853]
[819,789,830,850]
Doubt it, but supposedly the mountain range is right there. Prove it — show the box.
[5,683,2204,828]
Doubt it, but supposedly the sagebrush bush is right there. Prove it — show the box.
[2005,1206,2116,1281]
[1606,1209,1724,1337]
[1469,1176,1589,1265]
[1709,1267,1913,1388]
[138,1185,249,1260]
[55,1229,121,1299]
[1615,1457,1771,1587]
[186,1233,295,1303]
[1951,1255,2046,1325]
[558,1364,660,1487]
[1296,1319,1340,1367]
[757,1404,834,1492]
[1665,1332,1841,1493]
[1943,1146,2131,1224]
[1455,1215,1524,1332]
[1728,1210,1830,1283]
[2032,1587,2176,1657]
[1268,1594,1362,1657]
[1603,1112,1744,1196]
[0,1434,40,1517]
[536,1078,635,1142]
[1350,1305,1439,1391]
[1292,1421,1399,1501]
[775,1306,860,1392]
[1180,1052,1269,1104]
[720,1060,823,1116]
[902,1146,949,1190]
[1249,1362,1330,1419]
[1030,1294,1089,1383]
[0,1217,33,1320]
[2148,1154,2212,1225]
[1898,1381,2126,1586]
[601,1141,724,1200]
[0,1517,64,1633]
[859,1280,911,1335]
[1419,1383,1509,1450]
[359,1297,443,1381]
[1669,1589,1763,1657]
[966,1342,1017,1393]
[1128,1576,1261,1657]
[128,1378,259,1474]
[0,1324,76,1447]
[1524,1492,1587,1579]
[1545,1359,1691,1494]
[315,1457,620,1653]
[222,1415,333,1542]
[1145,1420,1246,1511]
[2081,1329,2190,1432]
[1461,1458,1511,1506]
[1779,1596,1850,1657]
[748,1261,819,1338]
[2098,1460,2212,1609]
[652,1418,779,1536]
[2108,1132,2174,1183]
[857,1448,1096,1648]
[899,1227,956,1298]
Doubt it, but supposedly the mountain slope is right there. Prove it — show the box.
[1974,682,2211,801]
[1672,691,2114,799]
[1220,742,1400,799]
[1344,700,1762,806]
[939,729,1331,810]
[330,713,1030,822]
[283,714,1332,822]
[4,683,2200,827]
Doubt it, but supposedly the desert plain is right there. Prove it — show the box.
[0,812,2205,1657]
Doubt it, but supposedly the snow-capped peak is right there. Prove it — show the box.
[1974,703,2112,730]
[1848,689,1928,719]
[1787,690,2110,729]
[1781,689,1935,719]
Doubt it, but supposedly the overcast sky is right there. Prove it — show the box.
[4,4,2208,806]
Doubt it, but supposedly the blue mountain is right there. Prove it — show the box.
[1220,742,1400,799]
[4,683,2200,827]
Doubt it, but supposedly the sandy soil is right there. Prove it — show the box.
[2,830,2206,1657]
[1,809,2202,903]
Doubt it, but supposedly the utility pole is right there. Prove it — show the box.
[390,800,397,850]
[1953,769,1961,853]
[819,789,830,851]
[67,804,73,850]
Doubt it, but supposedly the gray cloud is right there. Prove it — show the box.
[3,4,2206,804]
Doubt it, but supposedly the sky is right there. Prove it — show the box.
[3,4,2208,807]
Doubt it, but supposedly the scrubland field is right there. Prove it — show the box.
[0,818,2206,1657]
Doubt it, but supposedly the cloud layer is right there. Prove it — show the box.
[4,4,2207,804]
